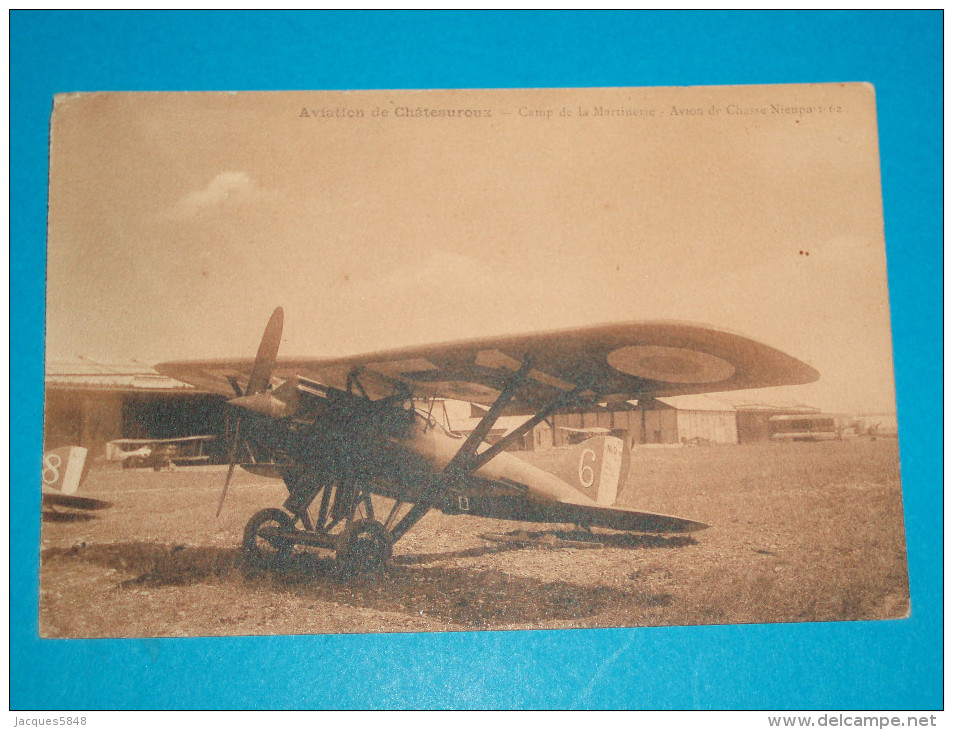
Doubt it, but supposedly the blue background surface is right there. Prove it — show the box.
[11,11,941,709]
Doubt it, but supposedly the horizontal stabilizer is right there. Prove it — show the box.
[440,492,707,533]
[42,493,112,511]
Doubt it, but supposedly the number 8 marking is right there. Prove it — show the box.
[43,452,62,485]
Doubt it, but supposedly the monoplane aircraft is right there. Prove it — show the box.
[157,308,818,571]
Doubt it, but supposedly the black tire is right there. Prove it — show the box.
[243,508,296,569]
[336,519,392,573]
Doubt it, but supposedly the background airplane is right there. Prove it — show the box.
[157,307,819,572]
[106,435,216,470]
[557,425,614,445]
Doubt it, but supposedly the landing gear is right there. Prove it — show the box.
[242,508,296,568]
[239,478,425,575]
[336,519,392,573]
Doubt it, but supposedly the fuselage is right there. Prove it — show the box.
[244,399,705,533]
[246,403,597,508]
[398,416,601,507]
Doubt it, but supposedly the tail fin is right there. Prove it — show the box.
[556,435,630,506]
[42,446,89,495]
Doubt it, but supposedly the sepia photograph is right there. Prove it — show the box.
[39,83,908,639]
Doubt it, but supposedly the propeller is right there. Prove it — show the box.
[216,307,284,517]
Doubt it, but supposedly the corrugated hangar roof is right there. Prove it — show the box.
[46,356,197,392]
[659,394,819,412]
[729,398,819,413]
[657,394,740,412]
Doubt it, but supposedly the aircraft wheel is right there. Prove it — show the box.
[242,508,296,569]
[336,519,392,573]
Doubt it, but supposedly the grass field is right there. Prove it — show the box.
[38,440,908,637]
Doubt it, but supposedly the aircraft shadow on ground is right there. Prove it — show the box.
[399,529,696,565]
[41,511,99,523]
[41,534,687,627]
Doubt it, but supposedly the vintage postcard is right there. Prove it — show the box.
[40,84,907,638]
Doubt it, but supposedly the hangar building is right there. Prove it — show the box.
[43,357,226,459]
[734,402,823,443]
[457,395,819,451]
[550,395,740,448]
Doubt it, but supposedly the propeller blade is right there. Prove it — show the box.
[216,418,242,517]
[245,307,284,396]
[217,307,283,516]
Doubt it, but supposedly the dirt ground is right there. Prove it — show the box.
[38,440,909,638]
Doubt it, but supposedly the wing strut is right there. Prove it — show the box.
[381,360,536,544]
[462,382,591,473]
[443,358,534,475]
[389,360,594,545]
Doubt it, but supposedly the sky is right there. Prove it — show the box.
[45,84,897,413]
